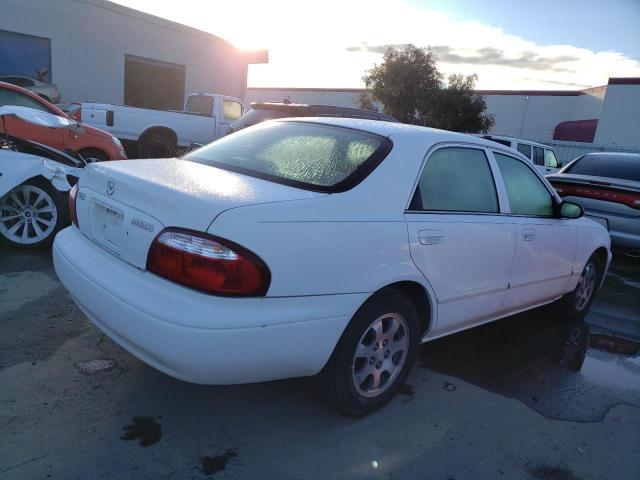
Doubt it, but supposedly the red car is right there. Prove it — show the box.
[0,81,126,161]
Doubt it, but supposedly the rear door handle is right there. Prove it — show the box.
[418,229,445,245]
[522,229,537,241]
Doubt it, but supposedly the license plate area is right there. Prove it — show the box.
[90,201,125,254]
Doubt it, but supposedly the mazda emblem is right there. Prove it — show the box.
[106,180,115,196]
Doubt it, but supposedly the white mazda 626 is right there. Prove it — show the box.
[53,118,611,415]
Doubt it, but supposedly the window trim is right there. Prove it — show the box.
[405,143,503,215]
[489,150,562,218]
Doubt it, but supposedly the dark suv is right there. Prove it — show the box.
[228,102,399,134]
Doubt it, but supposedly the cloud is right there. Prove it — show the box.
[346,44,580,72]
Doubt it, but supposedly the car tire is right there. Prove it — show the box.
[139,132,175,158]
[78,148,109,163]
[552,254,601,320]
[318,288,420,417]
[0,178,67,248]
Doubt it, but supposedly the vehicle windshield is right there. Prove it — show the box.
[566,154,640,182]
[184,121,390,191]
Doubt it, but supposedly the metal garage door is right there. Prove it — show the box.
[124,55,185,111]
[0,30,52,81]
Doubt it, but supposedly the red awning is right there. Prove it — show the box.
[553,119,598,143]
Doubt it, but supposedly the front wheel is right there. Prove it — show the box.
[0,179,66,248]
[318,289,419,416]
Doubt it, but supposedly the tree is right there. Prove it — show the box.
[361,45,494,133]
[353,91,378,112]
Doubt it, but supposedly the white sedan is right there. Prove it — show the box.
[52,118,611,416]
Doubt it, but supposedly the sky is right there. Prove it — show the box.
[110,0,640,90]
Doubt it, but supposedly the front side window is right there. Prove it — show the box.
[545,149,559,168]
[184,121,390,191]
[517,143,532,159]
[223,100,243,121]
[494,153,554,216]
[410,147,499,213]
[533,146,544,166]
[0,89,50,112]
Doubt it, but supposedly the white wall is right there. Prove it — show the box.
[594,84,640,148]
[1,0,250,104]
[245,88,361,108]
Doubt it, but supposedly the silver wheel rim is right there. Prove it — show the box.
[575,262,596,311]
[0,184,57,245]
[352,313,409,398]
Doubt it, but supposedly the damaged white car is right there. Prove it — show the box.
[0,106,85,247]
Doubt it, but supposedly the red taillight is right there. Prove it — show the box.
[552,182,640,210]
[69,184,79,226]
[146,228,271,296]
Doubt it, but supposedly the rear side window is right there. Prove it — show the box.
[0,88,50,113]
[517,143,532,159]
[184,121,391,192]
[410,147,499,213]
[566,154,640,182]
[494,153,554,216]
[533,146,544,166]
[185,95,214,116]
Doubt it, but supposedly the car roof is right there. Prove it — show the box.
[580,151,640,158]
[478,134,552,149]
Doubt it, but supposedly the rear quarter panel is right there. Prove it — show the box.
[206,139,434,299]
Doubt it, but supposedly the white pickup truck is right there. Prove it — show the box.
[80,93,244,158]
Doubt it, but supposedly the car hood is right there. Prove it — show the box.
[79,158,324,232]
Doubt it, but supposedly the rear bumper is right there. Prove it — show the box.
[53,227,366,384]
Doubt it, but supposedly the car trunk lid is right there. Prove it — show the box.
[75,158,322,268]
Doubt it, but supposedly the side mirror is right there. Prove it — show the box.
[560,201,583,219]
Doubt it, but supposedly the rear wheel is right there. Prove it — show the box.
[552,254,601,320]
[318,289,419,416]
[0,179,66,248]
[139,132,175,158]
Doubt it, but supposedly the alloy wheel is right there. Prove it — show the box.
[0,184,58,245]
[352,313,409,398]
[574,262,596,311]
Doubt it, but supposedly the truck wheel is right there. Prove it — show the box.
[318,288,419,416]
[139,132,175,158]
[0,179,66,248]
[78,148,109,163]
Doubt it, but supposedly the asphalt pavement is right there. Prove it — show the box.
[1,246,638,480]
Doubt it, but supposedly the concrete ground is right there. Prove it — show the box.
[1,245,639,480]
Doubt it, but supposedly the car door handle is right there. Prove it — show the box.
[418,229,445,245]
[522,229,537,241]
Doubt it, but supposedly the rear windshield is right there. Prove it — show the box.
[184,121,391,192]
[566,154,640,182]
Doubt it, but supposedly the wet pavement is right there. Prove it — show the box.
[1,246,639,479]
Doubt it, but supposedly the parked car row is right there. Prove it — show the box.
[2,90,636,416]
